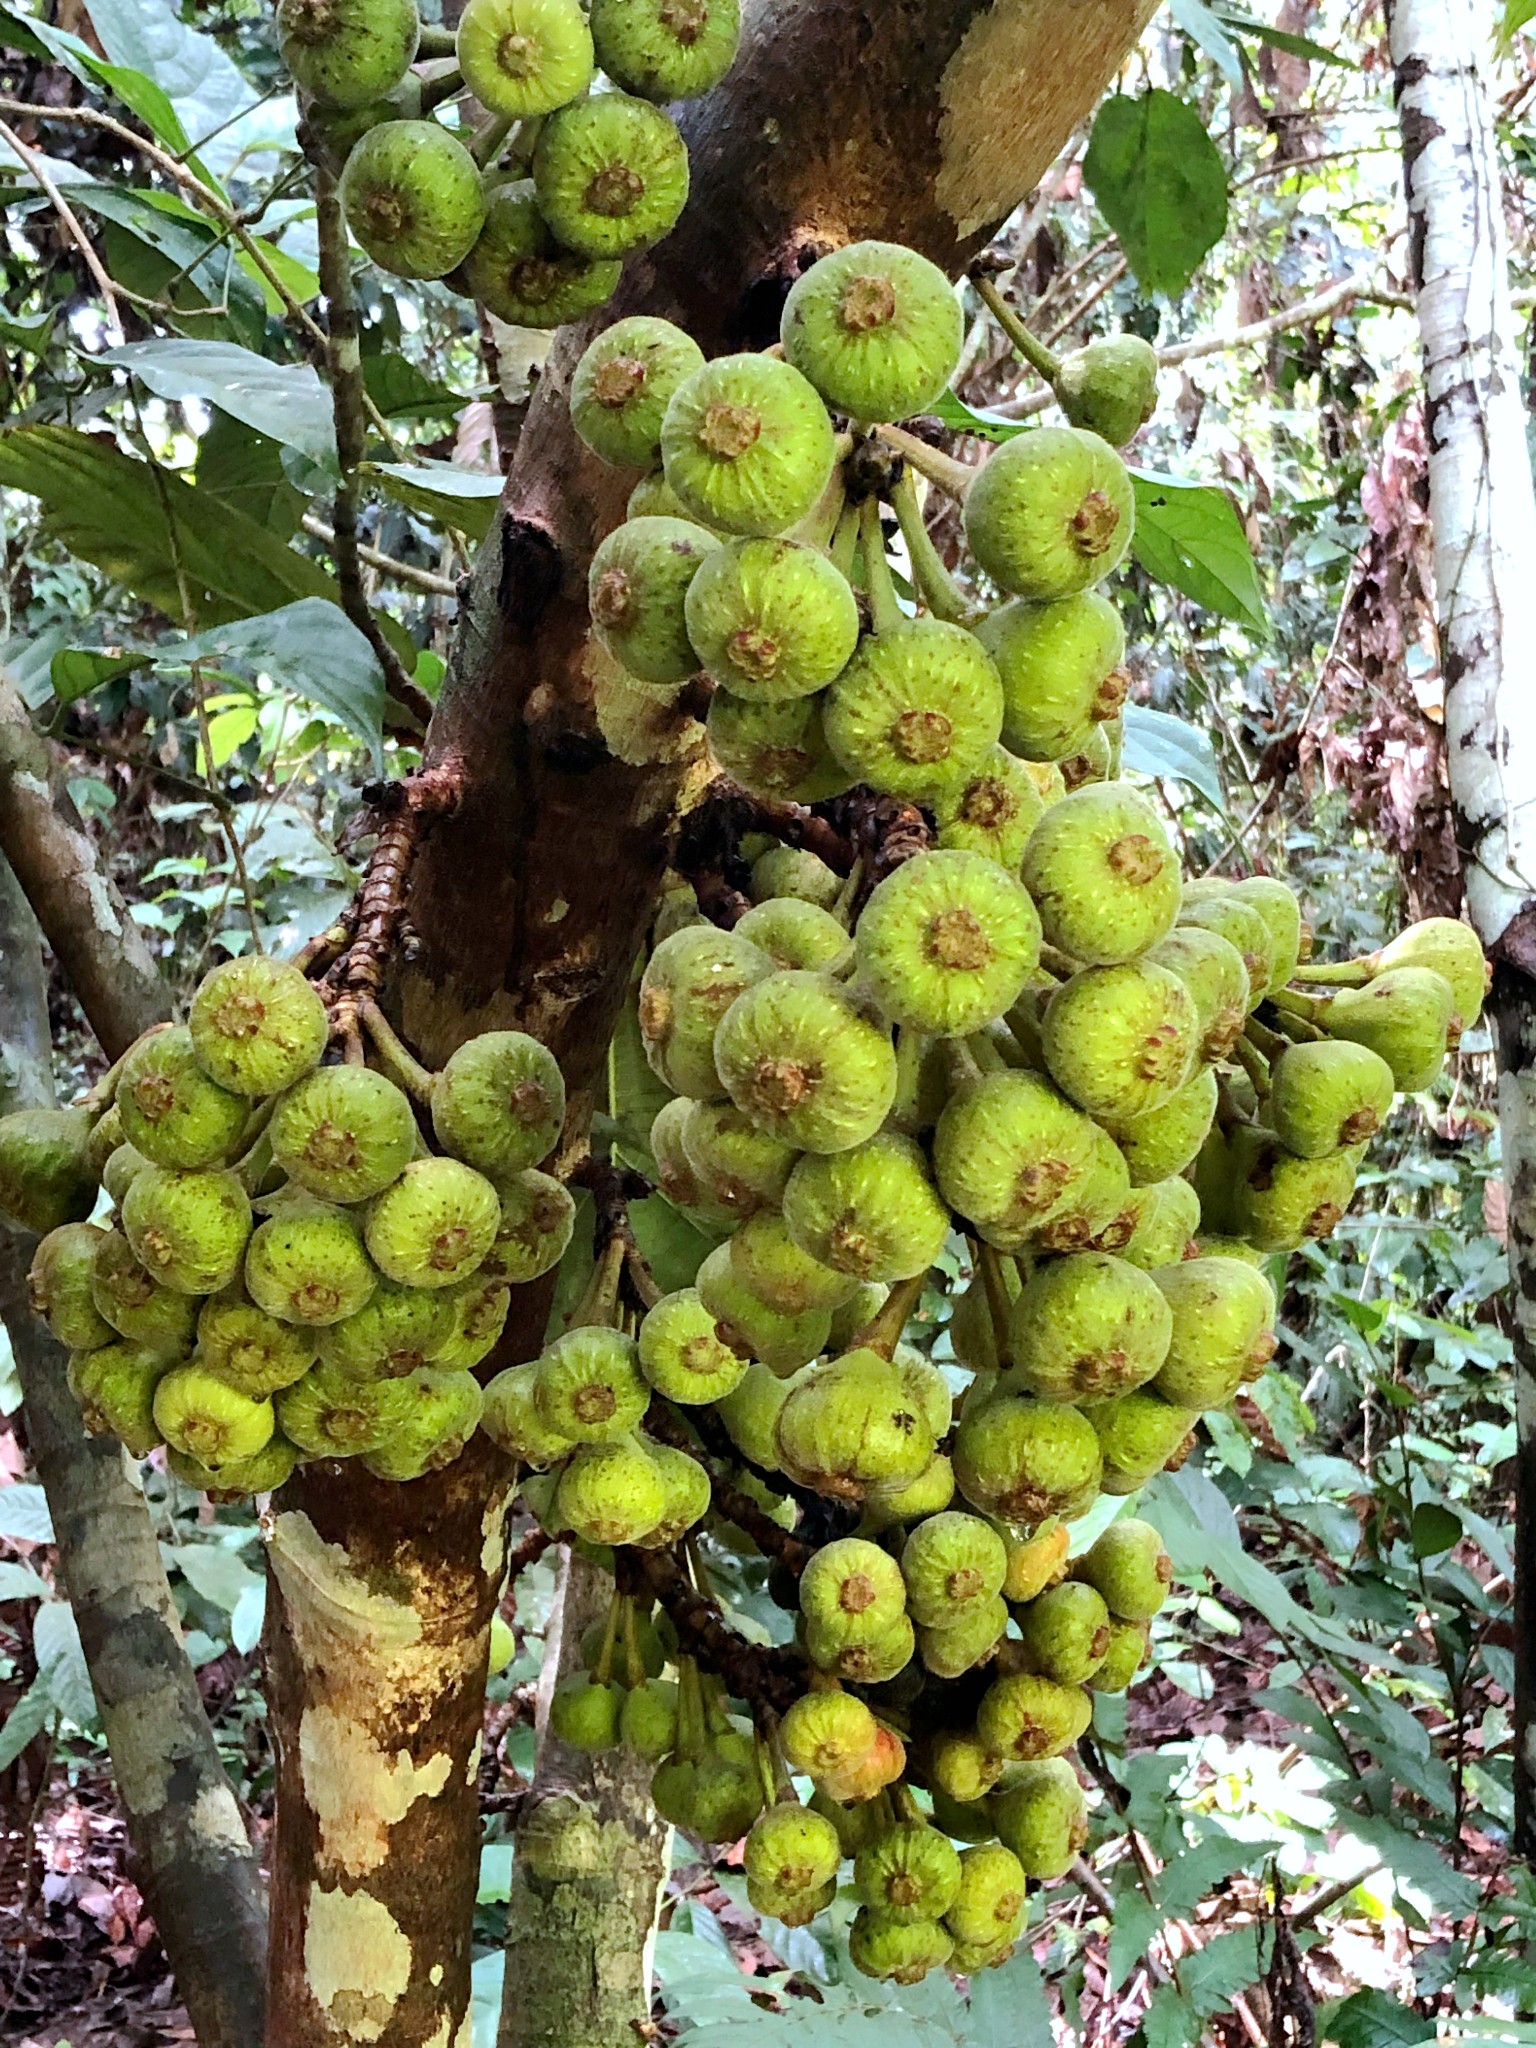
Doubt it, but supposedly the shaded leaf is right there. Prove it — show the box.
[50,645,147,706]
[1214,4,1353,63]
[965,1946,1054,2048]
[1106,1890,1164,1991]
[176,598,386,765]
[0,1679,53,1771]
[173,1542,264,1614]
[1121,705,1226,808]
[0,1483,54,1543]
[1410,1500,1461,1559]
[1324,1988,1435,2048]
[33,1599,98,1731]
[364,352,469,419]
[366,461,504,542]
[1084,91,1228,299]
[82,0,284,179]
[197,413,307,539]
[102,339,337,470]
[1131,472,1267,629]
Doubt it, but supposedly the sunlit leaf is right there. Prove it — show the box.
[1084,90,1229,298]
[1131,471,1268,628]
[102,338,337,470]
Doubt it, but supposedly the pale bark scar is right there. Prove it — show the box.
[304,1883,413,2044]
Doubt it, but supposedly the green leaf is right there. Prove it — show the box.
[49,645,147,706]
[1410,1500,1462,1559]
[1083,90,1229,299]
[0,1482,54,1543]
[101,339,338,470]
[1142,1982,1200,2048]
[173,1542,264,1614]
[630,1195,714,1296]
[364,352,470,420]
[1344,1813,1480,1919]
[80,0,277,181]
[33,1598,99,1732]
[0,424,339,627]
[1324,1988,1435,2048]
[0,303,56,351]
[929,391,1027,442]
[0,1560,51,1601]
[1168,0,1245,85]
[1121,705,1226,808]
[1130,471,1268,629]
[366,460,504,543]
[197,413,307,539]
[1106,1890,1164,1991]
[478,1842,515,1904]
[963,1947,1053,2048]
[0,1679,53,1771]
[1213,5,1353,64]
[175,600,386,766]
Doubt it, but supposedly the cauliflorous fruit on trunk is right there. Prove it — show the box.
[571,317,705,468]
[976,1671,1092,1761]
[714,970,897,1153]
[745,1803,842,1925]
[189,957,327,1097]
[1034,1123,1133,1256]
[1152,1255,1276,1407]
[342,119,486,278]
[117,1029,247,1170]
[800,1535,907,1641]
[167,1435,299,1499]
[153,1364,274,1468]
[631,1441,712,1547]
[69,1342,167,1457]
[535,1325,649,1442]
[661,354,836,536]
[588,515,718,685]
[246,1203,378,1324]
[964,426,1134,600]
[482,1168,576,1283]
[430,1029,566,1176]
[824,620,1004,806]
[1145,926,1249,1063]
[589,0,740,100]
[1059,721,1119,789]
[1118,1175,1201,1270]
[198,1290,318,1394]
[456,0,593,116]
[1227,1127,1359,1253]
[29,1223,113,1351]
[993,1757,1089,1878]
[945,1842,1027,1949]
[533,92,688,257]
[1092,1615,1150,1691]
[916,1592,1008,1677]
[84,1104,123,1181]
[782,1132,948,1284]
[1230,876,1303,995]
[1311,966,1457,1091]
[900,1509,1008,1626]
[550,1672,624,1751]
[90,1228,197,1352]
[705,689,851,803]
[364,1367,485,1479]
[975,592,1127,761]
[684,536,859,700]
[729,1209,859,1314]
[1041,961,1198,1123]
[855,849,1040,1035]
[640,924,775,1099]
[923,1730,1002,1806]
[1021,784,1180,965]
[677,1099,797,1215]
[102,1142,151,1208]
[1054,334,1159,446]
[314,1280,455,1380]
[1000,1517,1071,1603]
[457,180,621,325]
[1091,1387,1197,1493]
[122,1166,252,1295]
[1269,1040,1395,1159]
[480,1360,575,1466]
[1075,1516,1172,1621]
[935,746,1047,869]
[715,1360,792,1468]
[621,1678,679,1758]
[277,0,420,109]
[1372,917,1487,1030]
[775,1347,934,1499]
[779,1689,879,1778]
[933,1070,1103,1252]
[271,1064,418,1203]
[697,1240,831,1372]
[849,1910,953,1984]
[953,1393,1102,1523]
[1106,1065,1217,1189]
[856,1822,962,1926]
[863,1450,955,1529]
[635,1287,744,1402]
[1006,1252,1172,1404]
[750,843,843,909]
[734,899,853,977]
[1015,1579,1112,1683]
[365,1157,501,1287]
[780,240,962,423]
[1177,893,1273,1008]
[277,1357,418,1455]
[556,1434,667,1544]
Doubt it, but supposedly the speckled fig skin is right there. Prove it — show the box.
[341,120,486,280]
[1228,876,1304,994]
[1106,1065,1218,1188]
[745,1802,842,1924]
[90,1227,198,1353]
[69,1341,168,1457]
[456,181,622,327]
[975,1670,1092,1761]
[945,1843,1027,1951]
[705,688,852,803]
[29,1223,113,1352]
[534,1324,650,1443]
[728,1209,860,1314]
[481,1168,576,1283]
[780,240,962,422]
[734,898,853,976]
[430,1029,567,1177]
[365,1370,487,1482]
[1177,892,1274,1008]
[639,924,775,1099]
[1074,1516,1173,1621]
[277,1358,415,1458]
[900,1510,1008,1626]
[533,92,690,259]
[587,515,719,686]
[1370,917,1487,1029]
[271,1065,418,1204]
[245,1202,378,1326]
[556,1435,667,1545]
[188,956,327,1097]
[313,1281,456,1382]
[167,1434,299,1499]
[824,619,1004,807]
[854,849,1041,1036]
[992,1756,1089,1878]
[1041,961,1199,1123]
[277,0,420,110]
[933,1070,1107,1252]
[1226,1126,1361,1253]
[964,426,1134,601]
[684,536,859,701]
[714,970,897,1154]
[1145,925,1250,1063]
[1054,334,1159,446]
[116,1027,248,1171]
[677,1098,797,1215]
[1091,1386,1198,1494]
[775,1347,935,1499]
[1152,1255,1276,1407]
[364,1157,503,1288]
[800,1535,907,1640]
[153,1364,274,1469]
[571,317,705,469]
[1021,783,1180,966]
[1305,966,1456,1092]
[122,1166,252,1296]
[589,0,740,100]
[916,1591,1009,1677]
[782,1132,948,1284]
[975,591,1126,761]
[1268,1040,1396,1159]
[1006,1251,1172,1404]
[479,1361,575,1466]
[198,1291,318,1395]
[1117,1175,1201,1269]
[855,1822,962,1927]
[661,353,835,537]
[1014,1579,1112,1683]
[953,1393,1102,1523]
[455,0,594,117]
[697,1240,832,1372]
[935,746,1047,869]
[715,1360,793,1468]
[848,1910,954,1985]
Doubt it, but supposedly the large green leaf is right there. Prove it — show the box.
[176,600,386,766]
[0,423,337,627]
[82,0,286,179]
[196,413,307,538]
[0,1680,52,1771]
[33,1598,99,1732]
[1083,90,1229,298]
[1121,704,1226,808]
[366,460,504,543]
[1130,471,1268,629]
[1324,1989,1435,2048]
[102,339,338,470]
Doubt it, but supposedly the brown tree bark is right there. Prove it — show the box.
[261,5,1158,2042]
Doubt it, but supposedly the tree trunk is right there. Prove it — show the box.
[1388,0,1536,1855]
[260,5,1159,2040]
[0,856,269,2048]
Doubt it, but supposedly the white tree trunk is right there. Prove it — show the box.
[1389,0,1536,1853]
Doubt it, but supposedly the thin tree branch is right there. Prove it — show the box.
[300,514,461,596]
[0,117,126,343]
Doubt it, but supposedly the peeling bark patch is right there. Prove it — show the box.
[269,1511,424,1669]
[481,1492,510,1579]
[935,0,1158,236]
[304,1884,413,2044]
[466,1732,483,1788]
[301,1705,454,1878]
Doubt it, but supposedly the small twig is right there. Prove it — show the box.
[616,1545,808,1715]
[0,117,127,343]
[300,515,461,596]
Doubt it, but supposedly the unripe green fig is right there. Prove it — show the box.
[246,1202,378,1325]
[677,1097,797,1215]
[29,1223,113,1352]
[1227,1127,1359,1253]
[728,1209,859,1314]
[1015,1578,1112,1683]
[1021,783,1179,966]
[189,956,328,1098]
[480,1360,575,1466]
[964,427,1134,600]
[945,1842,1027,1950]
[923,1729,1003,1805]
[277,0,420,111]
[975,591,1126,761]
[849,1909,953,1985]
[855,1822,962,1927]
[365,1157,502,1288]
[636,1288,744,1403]
[1053,333,1159,446]
[364,1367,485,1480]
[933,1069,1104,1253]
[117,1028,247,1170]
[341,119,486,279]
[999,1516,1071,1602]
[1059,719,1119,790]
[571,318,705,469]
[1145,925,1250,1063]
[800,1534,907,1639]
[1269,1039,1395,1159]
[935,746,1047,869]
[69,1341,168,1457]
[749,843,843,909]
[705,689,852,804]
[199,1289,319,1395]
[824,619,1004,806]
[481,1168,576,1284]
[313,1279,454,1381]
[733,898,853,977]
[271,1065,418,1204]
[744,1801,841,1924]
[1370,917,1486,1031]
[781,1131,948,1285]
[975,1670,1092,1760]
[855,848,1041,1036]
[1118,1175,1201,1270]
[122,1166,252,1296]
[1307,966,1457,1091]
[698,1240,832,1373]
[900,1509,1008,1626]
[714,970,897,1153]
[684,537,859,701]
[620,1677,679,1758]
[953,1393,1102,1524]
[775,1348,934,1500]
[1041,961,1199,1123]
[1091,1387,1197,1494]
[780,240,962,423]
[1074,1515,1172,1622]
[590,515,719,688]
[1152,1255,1276,1408]
[102,1142,151,1209]
[1007,1251,1172,1404]
[154,1363,274,1469]
[556,1434,666,1544]
[1034,1120,1133,1254]
[779,1688,879,1777]
[629,1439,712,1548]
[456,0,594,118]
[1229,876,1303,995]
[1177,892,1274,1009]
[167,1434,299,1499]
[639,924,775,1099]
[915,1590,1009,1676]
[277,1357,413,1456]
[430,1029,566,1177]
[533,93,689,258]
[1092,1614,1150,1691]
[90,1227,197,1353]
[589,0,740,101]
[550,1672,624,1752]
[457,180,622,326]
[535,1325,649,1443]
[1105,1064,1217,1188]
[992,1756,1088,1878]
[83,1104,123,1182]
[661,354,836,537]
